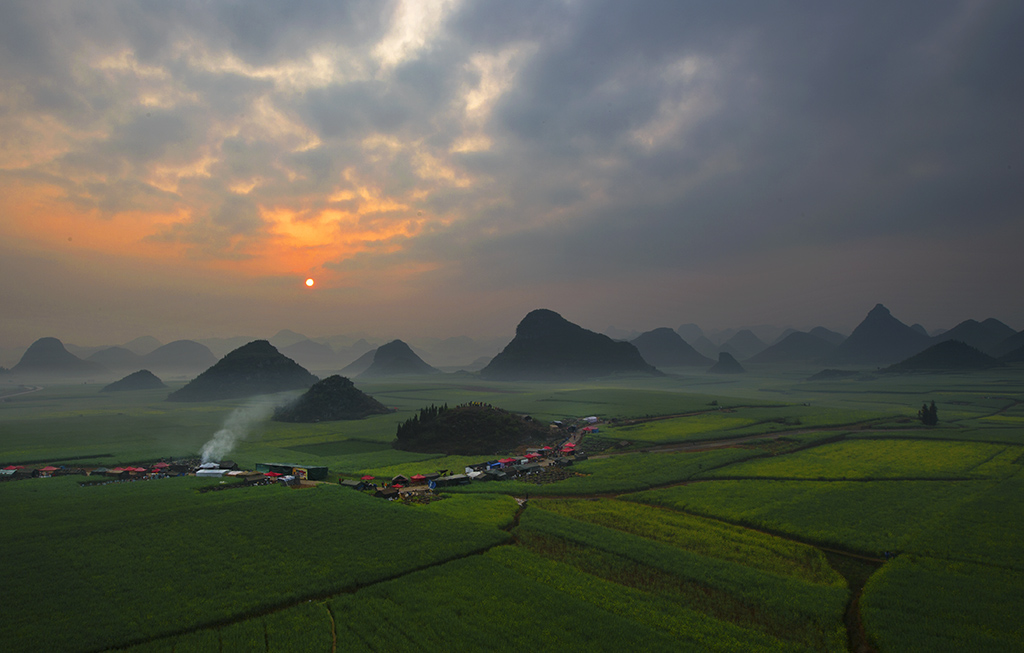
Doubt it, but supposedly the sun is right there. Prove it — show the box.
[305,278,315,287]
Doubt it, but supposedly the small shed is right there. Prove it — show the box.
[196,469,230,478]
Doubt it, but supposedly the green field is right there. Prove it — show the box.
[2,368,1023,651]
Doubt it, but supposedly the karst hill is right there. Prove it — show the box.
[12,337,106,377]
[101,369,166,392]
[481,309,659,380]
[166,340,318,402]
[357,340,439,377]
[884,340,1002,373]
[708,352,746,374]
[747,331,838,365]
[143,340,218,375]
[273,375,391,422]
[826,304,931,366]
[631,327,714,368]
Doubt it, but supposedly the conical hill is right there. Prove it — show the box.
[166,340,317,402]
[708,352,745,374]
[631,328,714,367]
[273,375,391,422]
[826,304,930,366]
[101,370,166,392]
[357,340,438,377]
[481,309,659,380]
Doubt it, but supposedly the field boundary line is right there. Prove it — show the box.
[98,534,515,653]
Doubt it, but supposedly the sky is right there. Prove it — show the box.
[2,0,1022,348]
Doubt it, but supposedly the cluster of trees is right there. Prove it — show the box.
[918,401,939,426]
[396,404,449,442]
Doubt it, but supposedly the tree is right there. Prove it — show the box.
[919,400,938,426]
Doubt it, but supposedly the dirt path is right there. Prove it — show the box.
[0,385,43,399]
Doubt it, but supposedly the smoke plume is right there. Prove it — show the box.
[199,395,290,463]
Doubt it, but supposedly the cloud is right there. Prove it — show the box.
[1,0,1022,341]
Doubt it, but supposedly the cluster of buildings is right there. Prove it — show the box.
[341,440,589,500]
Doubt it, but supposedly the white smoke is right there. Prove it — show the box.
[199,394,291,463]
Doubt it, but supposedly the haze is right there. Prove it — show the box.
[2,1,1022,349]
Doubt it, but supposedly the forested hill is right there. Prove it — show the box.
[394,403,552,455]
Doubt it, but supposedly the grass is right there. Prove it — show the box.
[0,476,510,652]
[861,555,1024,652]
[515,506,848,651]
[532,498,843,586]
[700,438,1022,480]
[624,479,995,556]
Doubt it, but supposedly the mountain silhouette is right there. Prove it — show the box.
[931,318,1017,355]
[826,304,930,366]
[1001,344,1024,363]
[101,369,166,392]
[273,375,390,422]
[809,326,846,345]
[280,339,343,370]
[358,340,439,377]
[269,329,308,349]
[631,328,714,367]
[480,309,658,380]
[884,340,1002,372]
[719,329,767,361]
[121,336,162,356]
[340,349,377,376]
[708,352,745,374]
[12,337,106,377]
[88,346,143,371]
[166,340,317,401]
[747,331,837,365]
[143,340,218,374]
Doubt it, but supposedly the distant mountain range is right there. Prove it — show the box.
[4,305,1022,379]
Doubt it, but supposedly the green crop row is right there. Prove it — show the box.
[516,506,848,651]
[907,471,1024,569]
[532,498,843,586]
[624,479,995,555]
[700,438,1021,481]
[861,554,1024,652]
[0,476,510,652]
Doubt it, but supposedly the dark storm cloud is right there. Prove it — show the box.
[397,0,1024,291]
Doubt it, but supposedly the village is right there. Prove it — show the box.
[0,416,600,496]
